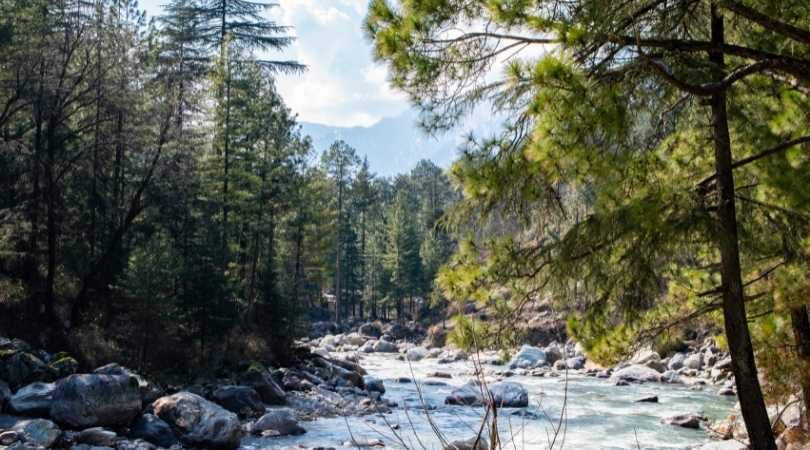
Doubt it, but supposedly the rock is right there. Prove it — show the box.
[0,380,11,409]
[635,395,658,403]
[50,373,141,428]
[714,357,733,371]
[77,428,117,447]
[343,333,367,347]
[508,345,547,369]
[610,365,662,383]
[93,364,162,404]
[129,413,178,448]
[777,426,810,450]
[363,376,385,394]
[251,408,305,437]
[115,438,157,450]
[406,347,428,362]
[543,343,564,364]
[152,392,242,450]
[444,436,489,450]
[358,323,382,338]
[718,387,736,396]
[8,382,55,416]
[445,381,528,407]
[0,430,19,445]
[664,414,702,429]
[684,353,703,370]
[211,385,265,418]
[667,352,687,370]
[372,340,397,353]
[359,341,376,353]
[565,356,586,370]
[631,349,662,366]
[11,418,61,448]
[382,323,407,340]
[662,370,682,384]
[489,381,529,407]
[428,371,452,379]
[238,364,286,405]
[0,352,53,390]
[425,325,447,349]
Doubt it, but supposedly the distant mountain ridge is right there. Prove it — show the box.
[300,111,464,177]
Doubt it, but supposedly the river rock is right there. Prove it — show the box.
[714,357,733,371]
[211,385,265,418]
[251,408,305,437]
[238,364,286,405]
[0,430,18,445]
[489,381,529,407]
[444,436,489,450]
[445,381,485,406]
[153,392,242,450]
[48,356,78,379]
[343,333,367,347]
[631,349,661,366]
[683,353,703,370]
[358,323,382,338]
[636,395,658,403]
[359,340,376,353]
[692,441,748,450]
[77,427,117,447]
[664,414,702,429]
[667,353,687,370]
[406,347,428,361]
[50,373,141,428]
[610,365,662,383]
[508,345,547,369]
[11,418,61,448]
[8,382,55,416]
[0,352,53,390]
[382,323,407,340]
[93,363,162,404]
[363,376,385,394]
[565,356,586,370]
[372,340,397,353]
[129,413,178,448]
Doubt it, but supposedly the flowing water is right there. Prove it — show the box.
[242,353,736,450]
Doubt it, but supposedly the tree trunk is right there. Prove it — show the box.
[709,6,776,450]
[335,173,343,323]
[790,306,810,427]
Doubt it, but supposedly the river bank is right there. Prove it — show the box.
[0,322,802,449]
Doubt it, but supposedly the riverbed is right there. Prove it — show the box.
[241,353,736,450]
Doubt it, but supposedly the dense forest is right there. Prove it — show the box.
[0,0,456,374]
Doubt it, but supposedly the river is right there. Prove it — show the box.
[242,352,736,449]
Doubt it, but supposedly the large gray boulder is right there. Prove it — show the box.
[445,436,489,450]
[667,353,687,371]
[406,347,428,362]
[363,376,385,394]
[250,408,305,437]
[508,345,547,369]
[372,340,397,353]
[8,382,55,416]
[50,373,141,428]
[358,322,382,338]
[0,352,53,390]
[610,365,662,383]
[129,413,178,448]
[238,365,286,405]
[683,353,703,370]
[445,381,528,407]
[11,418,61,448]
[152,392,242,450]
[211,385,265,418]
[93,364,162,404]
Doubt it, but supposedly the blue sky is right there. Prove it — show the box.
[139,0,410,127]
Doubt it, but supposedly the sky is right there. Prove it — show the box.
[138,0,410,127]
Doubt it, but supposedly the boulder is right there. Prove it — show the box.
[425,325,447,349]
[635,395,658,403]
[363,376,385,394]
[77,427,117,447]
[692,441,748,450]
[382,323,406,340]
[406,347,428,362]
[8,382,55,416]
[50,373,141,428]
[667,353,687,371]
[211,385,265,417]
[0,430,18,445]
[489,381,529,407]
[631,349,661,365]
[0,352,53,390]
[445,381,528,407]
[714,357,733,371]
[372,340,397,353]
[565,356,586,370]
[683,353,703,370]
[129,413,178,448]
[543,343,564,364]
[152,392,242,450]
[508,345,547,369]
[93,364,162,404]
[47,356,78,379]
[358,323,382,338]
[444,437,489,450]
[251,408,305,437]
[610,365,662,383]
[238,365,286,405]
[662,370,682,384]
[359,340,376,353]
[663,414,702,429]
[11,418,61,448]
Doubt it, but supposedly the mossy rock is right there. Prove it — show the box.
[0,349,18,360]
[49,356,79,377]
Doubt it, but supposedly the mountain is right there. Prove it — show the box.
[300,111,466,177]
